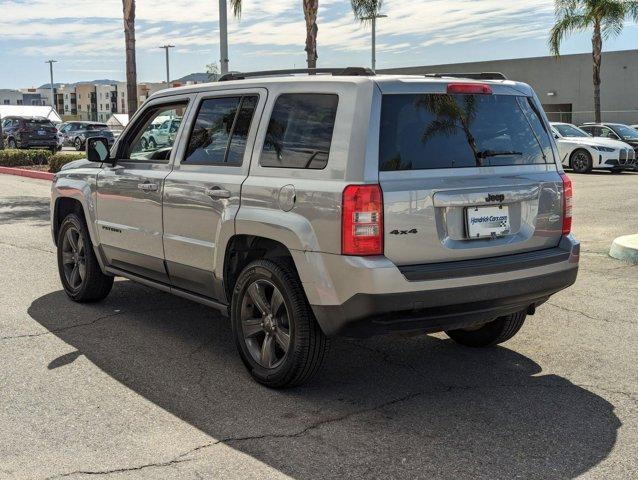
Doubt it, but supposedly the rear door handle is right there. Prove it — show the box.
[205,187,231,199]
[138,182,159,192]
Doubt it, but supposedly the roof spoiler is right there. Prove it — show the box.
[424,72,508,81]
[218,67,375,82]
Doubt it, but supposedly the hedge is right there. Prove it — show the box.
[0,149,52,167]
[49,153,86,173]
[0,149,86,172]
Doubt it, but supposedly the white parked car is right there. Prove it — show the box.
[550,122,636,174]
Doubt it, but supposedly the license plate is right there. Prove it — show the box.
[38,130,46,135]
[466,205,510,239]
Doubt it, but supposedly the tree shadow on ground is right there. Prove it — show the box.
[29,281,620,479]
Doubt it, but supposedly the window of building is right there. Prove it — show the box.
[183,95,258,166]
[260,94,338,169]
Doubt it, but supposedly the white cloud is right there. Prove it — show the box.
[1,0,561,61]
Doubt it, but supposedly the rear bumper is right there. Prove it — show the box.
[295,236,579,337]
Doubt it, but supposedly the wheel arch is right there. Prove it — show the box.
[222,235,300,303]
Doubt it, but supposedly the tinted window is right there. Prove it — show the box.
[184,97,239,165]
[260,93,338,169]
[183,96,257,166]
[379,94,553,171]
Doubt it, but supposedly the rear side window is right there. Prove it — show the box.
[183,95,258,166]
[379,94,554,171]
[260,93,338,169]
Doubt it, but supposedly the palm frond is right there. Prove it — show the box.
[549,12,589,56]
[351,0,383,24]
[230,0,242,19]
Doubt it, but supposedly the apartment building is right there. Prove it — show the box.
[75,83,97,121]
[56,84,77,117]
[20,89,45,106]
[96,84,118,122]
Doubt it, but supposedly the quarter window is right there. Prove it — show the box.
[183,95,258,166]
[260,93,338,169]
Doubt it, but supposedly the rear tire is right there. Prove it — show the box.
[57,213,113,302]
[446,311,526,347]
[7,138,17,149]
[74,137,83,151]
[570,149,593,174]
[231,259,329,388]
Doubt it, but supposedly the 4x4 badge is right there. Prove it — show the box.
[390,229,418,235]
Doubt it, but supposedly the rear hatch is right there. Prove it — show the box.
[25,118,57,139]
[86,124,113,139]
[377,80,564,266]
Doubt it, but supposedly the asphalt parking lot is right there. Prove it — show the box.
[0,171,636,480]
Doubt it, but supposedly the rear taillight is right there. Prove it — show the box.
[447,83,493,95]
[560,172,572,234]
[342,184,383,256]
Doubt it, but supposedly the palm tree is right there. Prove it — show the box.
[122,0,138,114]
[350,0,385,70]
[227,0,319,69]
[549,0,638,123]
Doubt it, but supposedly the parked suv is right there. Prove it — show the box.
[57,122,115,151]
[50,69,579,387]
[2,116,58,151]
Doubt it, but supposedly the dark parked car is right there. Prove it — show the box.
[1,116,58,151]
[57,122,115,151]
[580,123,638,154]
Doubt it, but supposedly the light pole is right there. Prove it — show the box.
[361,14,387,71]
[45,59,57,107]
[159,45,174,84]
[219,0,229,74]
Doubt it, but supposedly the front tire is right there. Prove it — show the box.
[231,259,329,388]
[7,138,17,149]
[446,311,526,347]
[57,213,113,302]
[570,149,593,174]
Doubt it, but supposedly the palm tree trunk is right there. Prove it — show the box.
[592,19,602,123]
[303,0,318,68]
[123,0,138,115]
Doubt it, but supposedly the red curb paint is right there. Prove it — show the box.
[0,166,54,181]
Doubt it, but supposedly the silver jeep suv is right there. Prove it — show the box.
[51,68,579,387]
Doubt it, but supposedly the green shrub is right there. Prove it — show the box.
[0,149,52,167]
[48,153,87,173]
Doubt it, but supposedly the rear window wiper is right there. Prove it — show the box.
[476,150,522,159]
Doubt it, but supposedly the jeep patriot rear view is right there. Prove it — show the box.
[51,69,579,388]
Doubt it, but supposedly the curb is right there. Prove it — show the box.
[609,234,638,264]
[0,166,54,181]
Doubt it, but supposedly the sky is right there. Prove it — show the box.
[1,0,637,89]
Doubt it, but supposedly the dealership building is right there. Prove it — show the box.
[383,49,638,125]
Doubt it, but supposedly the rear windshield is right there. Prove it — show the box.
[379,94,554,171]
[26,118,53,126]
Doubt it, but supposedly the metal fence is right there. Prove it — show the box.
[545,110,638,126]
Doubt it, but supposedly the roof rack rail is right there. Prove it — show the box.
[218,67,375,82]
[424,72,508,81]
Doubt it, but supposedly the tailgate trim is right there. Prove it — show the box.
[399,246,574,281]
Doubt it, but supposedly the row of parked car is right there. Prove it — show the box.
[0,116,182,153]
[551,122,638,173]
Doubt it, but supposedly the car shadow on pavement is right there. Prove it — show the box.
[29,281,620,479]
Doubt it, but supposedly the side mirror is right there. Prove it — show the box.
[86,136,111,164]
